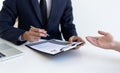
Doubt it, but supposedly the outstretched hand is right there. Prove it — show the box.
[86,31,115,49]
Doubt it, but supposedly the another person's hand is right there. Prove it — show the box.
[21,27,47,42]
[68,36,85,49]
[86,30,120,51]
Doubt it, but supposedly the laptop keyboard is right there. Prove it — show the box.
[0,52,6,58]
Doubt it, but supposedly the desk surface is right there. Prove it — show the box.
[0,38,120,73]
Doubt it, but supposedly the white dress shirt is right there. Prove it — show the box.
[38,0,52,18]
[19,0,52,41]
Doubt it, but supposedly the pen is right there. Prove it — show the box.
[30,26,50,37]
[46,33,50,36]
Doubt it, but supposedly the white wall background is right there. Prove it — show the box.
[0,0,3,10]
[72,0,120,41]
[0,0,120,40]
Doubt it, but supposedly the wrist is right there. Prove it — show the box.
[112,41,120,52]
[21,31,28,41]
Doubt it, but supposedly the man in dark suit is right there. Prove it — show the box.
[0,0,84,46]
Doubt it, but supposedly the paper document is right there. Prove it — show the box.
[26,39,84,55]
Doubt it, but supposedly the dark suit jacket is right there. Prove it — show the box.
[0,0,77,45]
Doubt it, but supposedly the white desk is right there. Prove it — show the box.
[0,38,120,73]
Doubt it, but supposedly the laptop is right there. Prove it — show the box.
[0,43,23,61]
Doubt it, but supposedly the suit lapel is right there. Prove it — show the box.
[30,0,43,25]
[30,0,58,26]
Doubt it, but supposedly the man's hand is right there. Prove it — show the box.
[86,30,115,49]
[68,36,85,49]
[21,27,47,42]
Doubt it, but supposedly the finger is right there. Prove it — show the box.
[30,31,41,37]
[77,37,85,42]
[40,33,48,37]
[73,36,85,42]
[98,30,108,36]
[29,36,40,42]
[75,45,81,49]
[39,29,47,34]
[33,37,41,41]
[31,36,41,42]
[69,36,85,45]
[68,36,78,43]
[30,26,40,32]
[69,36,74,43]
[75,44,85,49]
[30,28,47,37]
[86,36,99,46]
[30,26,47,34]
[72,46,81,49]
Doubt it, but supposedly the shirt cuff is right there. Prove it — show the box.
[18,35,26,41]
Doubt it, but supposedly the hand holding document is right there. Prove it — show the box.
[21,26,49,42]
[68,36,85,49]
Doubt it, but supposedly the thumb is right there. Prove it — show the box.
[98,30,108,36]
[68,36,75,43]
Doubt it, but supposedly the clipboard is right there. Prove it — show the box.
[26,39,84,55]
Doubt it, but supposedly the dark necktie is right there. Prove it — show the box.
[40,0,47,29]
